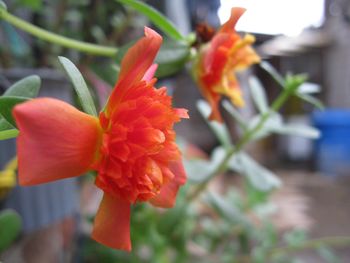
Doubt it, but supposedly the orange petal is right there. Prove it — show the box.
[13,98,101,186]
[149,160,186,208]
[92,193,131,251]
[142,64,158,82]
[203,34,230,74]
[107,27,162,115]
[174,108,189,119]
[219,7,246,34]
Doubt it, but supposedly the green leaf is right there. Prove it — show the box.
[228,153,281,191]
[0,96,28,127]
[249,113,320,140]
[222,100,247,131]
[248,113,283,140]
[0,209,22,253]
[285,74,308,93]
[197,100,232,148]
[296,93,324,110]
[259,61,285,88]
[155,40,190,78]
[0,1,7,10]
[275,124,320,139]
[116,0,185,41]
[4,75,41,98]
[249,76,269,113]
[206,192,250,227]
[18,0,42,11]
[184,159,213,183]
[184,146,226,183]
[283,230,307,247]
[0,129,19,140]
[58,56,97,116]
[317,246,340,263]
[298,82,321,94]
[0,118,13,131]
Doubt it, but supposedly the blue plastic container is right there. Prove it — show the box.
[312,109,350,176]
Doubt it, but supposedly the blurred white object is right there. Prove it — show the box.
[218,0,325,36]
[278,115,314,161]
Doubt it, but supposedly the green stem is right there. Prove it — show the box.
[269,236,350,258]
[0,9,118,57]
[187,87,293,201]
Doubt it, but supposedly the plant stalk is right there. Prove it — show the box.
[187,87,293,201]
[0,9,118,57]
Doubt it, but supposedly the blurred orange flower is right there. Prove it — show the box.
[13,27,188,251]
[194,7,260,121]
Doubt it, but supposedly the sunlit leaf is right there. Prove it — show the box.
[0,96,28,127]
[249,76,269,113]
[275,124,320,139]
[58,56,97,116]
[298,82,321,94]
[4,75,41,98]
[197,100,232,148]
[116,0,185,41]
[0,129,19,140]
[0,209,22,253]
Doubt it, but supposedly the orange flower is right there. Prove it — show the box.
[194,7,260,121]
[13,27,188,251]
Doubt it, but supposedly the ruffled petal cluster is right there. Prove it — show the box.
[194,7,260,121]
[13,27,188,251]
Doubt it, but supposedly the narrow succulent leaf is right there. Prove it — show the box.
[0,129,19,140]
[228,153,281,191]
[249,76,269,113]
[298,82,321,94]
[197,100,232,147]
[0,209,22,252]
[248,113,283,140]
[275,124,320,139]
[4,75,41,98]
[296,93,325,110]
[184,159,213,183]
[222,100,247,131]
[116,0,185,41]
[58,56,97,116]
[184,147,226,183]
[259,61,285,88]
[206,192,250,227]
[0,96,28,127]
